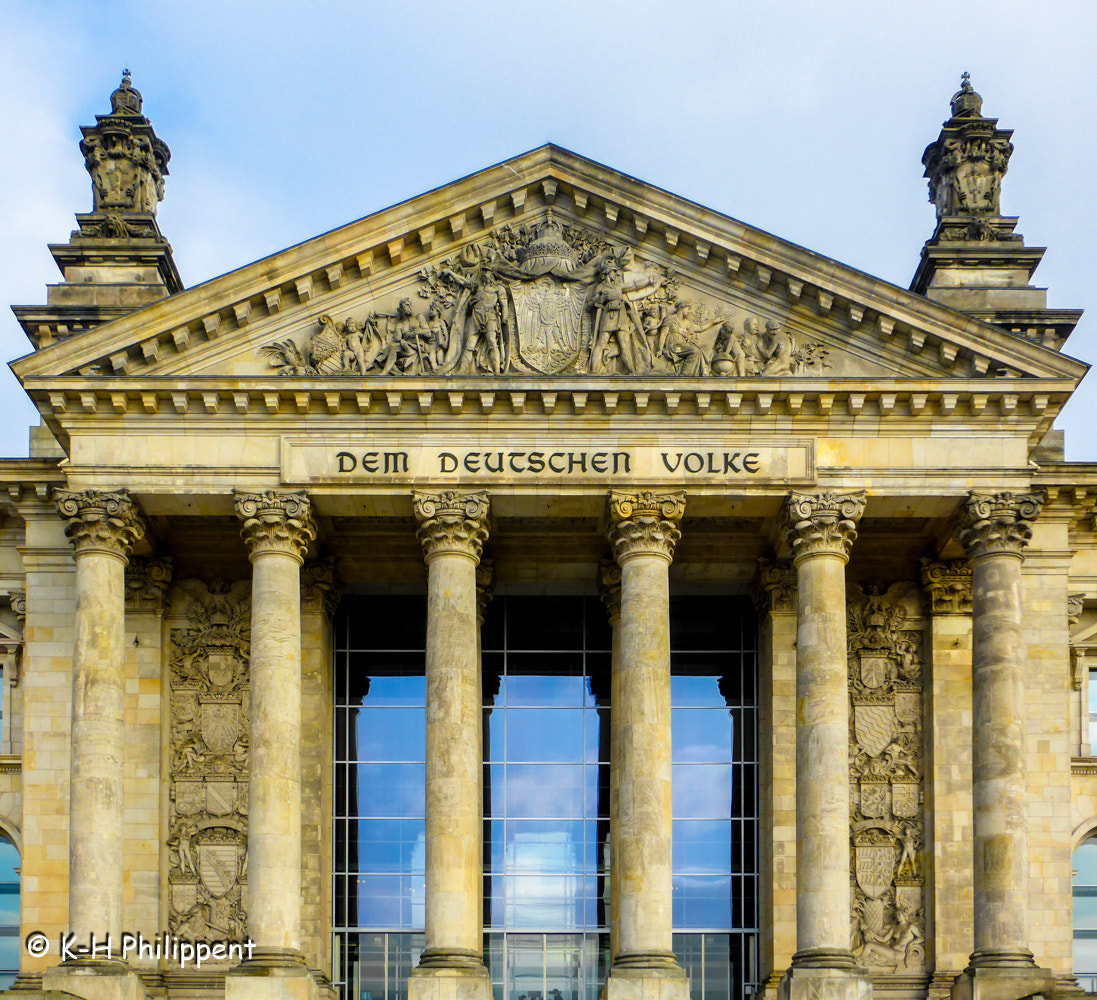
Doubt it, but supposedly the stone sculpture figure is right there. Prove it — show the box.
[655,301,715,376]
[588,260,647,374]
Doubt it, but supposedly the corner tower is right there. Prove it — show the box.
[911,73,1081,355]
[11,71,183,351]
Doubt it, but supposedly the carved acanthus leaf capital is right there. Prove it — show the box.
[413,490,490,562]
[919,558,973,615]
[476,559,495,624]
[126,557,174,613]
[598,558,623,622]
[750,557,796,616]
[56,489,146,560]
[606,490,684,564]
[955,490,1043,560]
[302,557,341,617]
[234,490,316,563]
[783,491,866,564]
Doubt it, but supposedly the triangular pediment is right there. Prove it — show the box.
[13,145,1086,391]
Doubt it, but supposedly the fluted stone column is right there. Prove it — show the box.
[604,490,688,1000]
[56,490,145,951]
[410,490,492,1000]
[951,491,1053,1000]
[232,491,316,966]
[779,492,870,1000]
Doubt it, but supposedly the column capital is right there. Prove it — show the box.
[302,556,341,616]
[56,489,146,561]
[606,490,684,565]
[955,490,1044,560]
[750,557,796,616]
[125,556,174,613]
[413,490,490,563]
[920,557,973,614]
[599,558,623,623]
[476,558,494,625]
[783,491,865,564]
[234,490,316,564]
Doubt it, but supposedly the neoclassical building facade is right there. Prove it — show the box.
[0,72,1095,1000]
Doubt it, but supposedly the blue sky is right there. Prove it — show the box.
[2,0,1094,457]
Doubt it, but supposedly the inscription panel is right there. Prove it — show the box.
[281,436,814,486]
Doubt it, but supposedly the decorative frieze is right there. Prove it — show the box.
[167,579,252,945]
[955,490,1043,559]
[784,491,866,562]
[919,558,972,615]
[605,490,685,564]
[260,217,829,380]
[413,490,491,562]
[56,489,146,559]
[234,490,316,562]
[847,581,926,972]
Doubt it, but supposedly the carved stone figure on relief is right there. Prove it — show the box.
[587,258,663,374]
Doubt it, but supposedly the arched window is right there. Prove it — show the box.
[1074,837,1097,991]
[0,835,19,988]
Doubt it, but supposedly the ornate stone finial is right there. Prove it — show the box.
[110,69,143,116]
[922,76,1012,221]
[605,490,685,565]
[920,558,973,615]
[950,71,983,118]
[56,489,146,560]
[234,490,316,564]
[783,491,866,564]
[598,558,623,622]
[749,557,796,616]
[954,490,1044,560]
[302,557,341,617]
[476,559,494,625]
[126,556,174,613]
[412,491,490,563]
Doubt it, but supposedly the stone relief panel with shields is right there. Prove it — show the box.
[167,579,251,946]
[847,581,926,972]
[259,216,832,379]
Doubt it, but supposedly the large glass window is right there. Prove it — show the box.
[0,835,19,989]
[1075,837,1097,991]
[334,594,758,1000]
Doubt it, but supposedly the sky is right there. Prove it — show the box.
[1,0,1094,459]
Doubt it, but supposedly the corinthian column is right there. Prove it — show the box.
[233,490,316,965]
[954,491,1047,981]
[410,491,491,1000]
[55,489,145,954]
[779,491,870,1000]
[604,490,688,1000]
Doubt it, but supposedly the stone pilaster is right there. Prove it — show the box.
[43,490,146,1000]
[228,491,317,986]
[951,491,1053,1000]
[778,491,871,1000]
[919,559,975,990]
[603,490,688,1000]
[751,559,798,998]
[598,558,623,962]
[410,491,492,1000]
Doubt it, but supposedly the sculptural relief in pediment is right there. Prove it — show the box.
[259,216,831,379]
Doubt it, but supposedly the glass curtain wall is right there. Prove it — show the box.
[334,594,758,1000]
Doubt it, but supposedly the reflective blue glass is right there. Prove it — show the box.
[0,842,18,883]
[357,674,426,707]
[506,875,594,929]
[585,712,609,764]
[353,708,425,762]
[673,765,733,819]
[1077,840,1097,886]
[670,673,728,707]
[354,874,425,929]
[355,764,426,817]
[672,821,732,875]
[672,875,732,929]
[672,710,733,763]
[0,887,17,926]
[353,820,426,874]
[503,764,588,818]
[507,710,584,762]
[503,668,586,706]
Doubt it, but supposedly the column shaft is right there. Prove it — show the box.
[783,491,865,971]
[235,490,316,963]
[57,490,145,951]
[413,491,491,971]
[605,490,684,974]
[957,491,1043,966]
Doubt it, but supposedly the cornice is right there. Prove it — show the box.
[12,146,1086,390]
